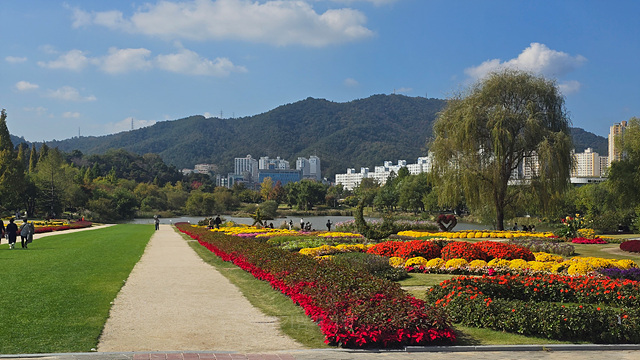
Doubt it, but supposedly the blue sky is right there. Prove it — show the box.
[2,0,638,142]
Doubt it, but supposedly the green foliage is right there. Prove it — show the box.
[332,252,408,281]
[430,70,573,230]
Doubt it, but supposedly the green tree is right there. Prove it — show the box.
[430,70,573,230]
[28,145,38,173]
[0,110,25,212]
[260,177,274,201]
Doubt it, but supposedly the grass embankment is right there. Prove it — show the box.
[181,229,328,348]
[0,224,154,354]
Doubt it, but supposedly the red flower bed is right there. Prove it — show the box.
[34,221,92,234]
[621,240,640,253]
[177,223,456,348]
[474,241,534,261]
[572,237,607,244]
[367,241,404,257]
[425,273,640,343]
[394,240,441,260]
[441,241,488,261]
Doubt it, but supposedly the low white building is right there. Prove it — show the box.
[335,156,433,190]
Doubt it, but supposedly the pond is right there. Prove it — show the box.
[127,215,492,231]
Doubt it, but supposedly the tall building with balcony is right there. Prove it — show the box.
[234,154,258,181]
[296,156,322,181]
[572,148,605,177]
[608,120,628,168]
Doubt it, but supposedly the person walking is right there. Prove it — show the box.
[326,219,332,231]
[154,215,160,231]
[6,218,18,250]
[19,218,32,249]
[214,215,222,229]
[0,219,5,244]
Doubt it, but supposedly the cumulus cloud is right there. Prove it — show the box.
[6,56,27,63]
[465,43,586,79]
[15,81,39,91]
[99,47,153,74]
[558,80,582,95]
[155,48,247,76]
[69,0,374,47]
[37,49,90,71]
[62,111,81,118]
[331,0,399,5]
[46,86,97,102]
[464,43,586,94]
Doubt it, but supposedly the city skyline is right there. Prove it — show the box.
[2,0,639,142]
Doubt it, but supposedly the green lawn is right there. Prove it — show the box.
[0,224,154,354]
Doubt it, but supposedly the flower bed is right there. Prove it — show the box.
[425,274,640,343]
[176,223,456,348]
[621,240,640,253]
[398,229,556,239]
[34,220,92,234]
[508,238,575,257]
[572,237,608,244]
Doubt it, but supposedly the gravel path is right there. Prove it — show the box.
[97,224,304,352]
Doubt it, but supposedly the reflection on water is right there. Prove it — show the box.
[128,215,492,231]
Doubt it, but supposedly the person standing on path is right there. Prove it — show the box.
[6,218,18,249]
[19,218,32,249]
[154,215,159,231]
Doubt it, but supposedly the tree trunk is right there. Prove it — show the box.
[496,205,504,231]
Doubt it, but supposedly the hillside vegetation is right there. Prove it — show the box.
[44,94,606,178]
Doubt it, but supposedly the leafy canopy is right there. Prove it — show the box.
[429,70,573,230]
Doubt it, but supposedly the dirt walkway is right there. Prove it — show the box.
[97,224,304,352]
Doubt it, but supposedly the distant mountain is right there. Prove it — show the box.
[43,94,608,179]
[570,127,608,155]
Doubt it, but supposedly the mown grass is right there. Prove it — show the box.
[181,229,328,348]
[0,224,154,354]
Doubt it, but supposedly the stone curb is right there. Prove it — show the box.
[3,345,640,359]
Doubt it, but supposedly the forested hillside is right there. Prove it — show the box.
[44,94,607,178]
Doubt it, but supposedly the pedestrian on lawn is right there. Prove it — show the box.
[6,218,18,250]
[19,218,32,249]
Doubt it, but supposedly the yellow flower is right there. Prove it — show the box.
[469,260,488,268]
[509,259,529,270]
[389,257,406,268]
[487,258,511,268]
[426,258,446,268]
[445,258,468,268]
[534,252,563,262]
[405,257,430,267]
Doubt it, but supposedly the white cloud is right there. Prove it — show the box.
[46,86,96,102]
[15,81,39,91]
[23,106,49,116]
[344,78,359,87]
[37,49,90,71]
[62,111,81,118]
[6,56,27,63]
[155,49,247,76]
[465,43,586,79]
[331,0,399,6]
[100,47,153,74]
[558,80,582,95]
[70,0,374,47]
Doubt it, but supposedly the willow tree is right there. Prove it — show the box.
[429,70,573,230]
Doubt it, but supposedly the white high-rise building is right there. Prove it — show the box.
[235,154,258,180]
[572,148,605,177]
[296,156,322,180]
[608,121,628,168]
[259,156,290,170]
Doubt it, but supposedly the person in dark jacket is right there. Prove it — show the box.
[6,218,18,250]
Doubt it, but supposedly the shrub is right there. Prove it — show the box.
[508,237,575,257]
[367,241,403,257]
[441,242,488,262]
[332,252,408,282]
[572,237,607,244]
[620,240,640,253]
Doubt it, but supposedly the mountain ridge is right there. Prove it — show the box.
[37,94,607,179]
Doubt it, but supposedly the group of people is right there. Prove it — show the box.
[0,218,35,249]
[207,215,223,229]
[512,223,536,232]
